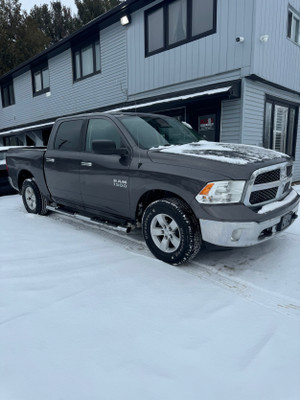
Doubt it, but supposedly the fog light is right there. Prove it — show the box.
[231,229,242,242]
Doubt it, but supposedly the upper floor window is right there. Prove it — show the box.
[73,38,101,81]
[145,0,217,56]
[32,65,50,95]
[1,81,15,108]
[287,6,300,44]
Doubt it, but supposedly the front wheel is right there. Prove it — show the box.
[21,179,48,215]
[142,198,201,265]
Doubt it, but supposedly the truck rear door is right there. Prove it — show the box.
[44,119,85,207]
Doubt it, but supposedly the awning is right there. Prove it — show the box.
[109,86,234,112]
[0,121,54,137]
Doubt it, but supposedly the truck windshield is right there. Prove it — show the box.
[119,115,202,149]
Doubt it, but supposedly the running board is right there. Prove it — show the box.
[46,205,131,233]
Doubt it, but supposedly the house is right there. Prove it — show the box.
[1,0,300,179]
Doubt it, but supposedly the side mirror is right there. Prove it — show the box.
[92,140,129,156]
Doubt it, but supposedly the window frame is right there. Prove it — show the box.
[263,95,298,158]
[287,5,300,45]
[72,36,101,82]
[32,64,50,96]
[1,81,15,108]
[145,0,217,57]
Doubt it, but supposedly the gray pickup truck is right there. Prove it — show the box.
[6,112,300,264]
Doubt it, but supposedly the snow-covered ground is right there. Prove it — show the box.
[1,190,300,400]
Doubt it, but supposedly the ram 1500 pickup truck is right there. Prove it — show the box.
[6,112,300,264]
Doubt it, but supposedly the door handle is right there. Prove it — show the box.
[46,157,55,163]
[81,161,93,167]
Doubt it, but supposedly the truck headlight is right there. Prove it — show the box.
[196,181,246,204]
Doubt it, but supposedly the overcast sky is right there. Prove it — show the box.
[20,0,76,13]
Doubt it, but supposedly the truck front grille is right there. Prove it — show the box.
[254,169,280,185]
[249,187,278,205]
[244,162,293,208]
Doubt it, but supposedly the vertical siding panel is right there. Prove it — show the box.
[226,0,238,71]
[220,98,242,143]
[218,0,229,72]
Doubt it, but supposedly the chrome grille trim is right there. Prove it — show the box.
[243,162,294,207]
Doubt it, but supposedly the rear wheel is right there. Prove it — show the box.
[142,198,201,265]
[22,179,48,215]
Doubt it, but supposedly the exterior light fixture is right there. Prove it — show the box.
[260,35,269,42]
[120,15,130,26]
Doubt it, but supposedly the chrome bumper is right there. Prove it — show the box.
[199,203,299,248]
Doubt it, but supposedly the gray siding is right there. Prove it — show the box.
[220,98,242,143]
[127,0,254,97]
[0,22,127,130]
[251,0,300,92]
[242,79,300,181]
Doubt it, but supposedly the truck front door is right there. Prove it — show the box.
[79,117,131,219]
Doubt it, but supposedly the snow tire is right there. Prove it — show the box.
[142,197,201,265]
[22,179,49,215]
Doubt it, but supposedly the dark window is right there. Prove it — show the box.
[287,7,300,44]
[1,81,15,108]
[168,0,187,45]
[86,119,123,152]
[3,136,22,146]
[32,65,50,95]
[264,97,298,157]
[145,0,217,56]
[73,38,101,81]
[147,7,164,53]
[54,120,84,151]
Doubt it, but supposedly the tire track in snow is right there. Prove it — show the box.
[50,213,300,321]
[184,262,300,321]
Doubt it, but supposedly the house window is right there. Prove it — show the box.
[287,7,300,44]
[145,0,217,56]
[32,65,50,95]
[73,38,101,81]
[264,97,298,157]
[1,81,15,108]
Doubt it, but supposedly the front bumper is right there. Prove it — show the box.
[199,191,300,247]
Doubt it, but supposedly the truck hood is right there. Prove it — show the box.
[148,141,291,180]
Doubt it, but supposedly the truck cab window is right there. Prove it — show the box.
[54,120,84,151]
[86,119,122,152]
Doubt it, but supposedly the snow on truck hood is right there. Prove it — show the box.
[151,141,288,165]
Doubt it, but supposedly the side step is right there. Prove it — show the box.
[46,205,131,233]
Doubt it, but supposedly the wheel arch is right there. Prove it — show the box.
[18,170,34,190]
[135,189,193,223]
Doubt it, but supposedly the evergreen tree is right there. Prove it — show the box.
[75,0,121,25]
[0,0,23,75]
[29,1,77,45]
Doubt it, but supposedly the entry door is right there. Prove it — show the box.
[44,119,84,207]
[80,118,131,219]
[198,114,217,141]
